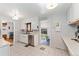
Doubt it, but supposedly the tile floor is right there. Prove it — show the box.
[10,42,69,56]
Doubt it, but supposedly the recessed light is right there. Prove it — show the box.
[47,3,58,9]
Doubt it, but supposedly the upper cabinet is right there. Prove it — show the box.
[67,4,79,25]
[20,17,39,32]
[31,17,39,31]
[68,18,79,25]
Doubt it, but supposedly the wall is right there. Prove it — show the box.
[67,3,79,20]
[45,4,79,49]
[47,13,76,49]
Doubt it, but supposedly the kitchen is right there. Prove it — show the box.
[0,3,79,56]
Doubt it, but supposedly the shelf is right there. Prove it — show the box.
[68,18,79,25]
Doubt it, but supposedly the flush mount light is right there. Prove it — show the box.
[9,9,22,20]
[12,15,19,20]
[47,3,58,9]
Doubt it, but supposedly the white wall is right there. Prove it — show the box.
[47,13,76,49]
[67,4,79,20]
[47,14,65,49]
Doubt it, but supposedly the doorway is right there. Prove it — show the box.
[40,20,50,46]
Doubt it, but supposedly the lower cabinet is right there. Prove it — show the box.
[28,35,34,46]
[34,34,38,46]
[19,34,38,46]
[19,34,28,44]
[0,45,9,56]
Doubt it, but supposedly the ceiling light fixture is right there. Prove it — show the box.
[9,9,22,20]
[47,3,58,9]
[12,15,19,20]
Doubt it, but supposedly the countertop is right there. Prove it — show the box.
[62,36,79,56]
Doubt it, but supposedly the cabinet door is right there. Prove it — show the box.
[31,19,39,30]
[34,34,38,46]
[73,4,79,19]
[68,4,79,20]
[28,35,34,46]
[31,36,34,45]
[0,45,9,56]
[20,35,28,44]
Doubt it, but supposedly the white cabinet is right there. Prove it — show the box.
[32,22,38,30]
[20,17,39,31]
[68,4,79,20]
[68,4,79,25]
[19,34,28,44]
[72,4,79,19]
[0,45,9,56]
[19,33,39,46]
[34,34,39,46]
[0,39,9,56]
[31,18,39,30]
[68,18,79,25]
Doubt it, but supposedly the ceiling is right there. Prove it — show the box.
[0,3,71,19]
